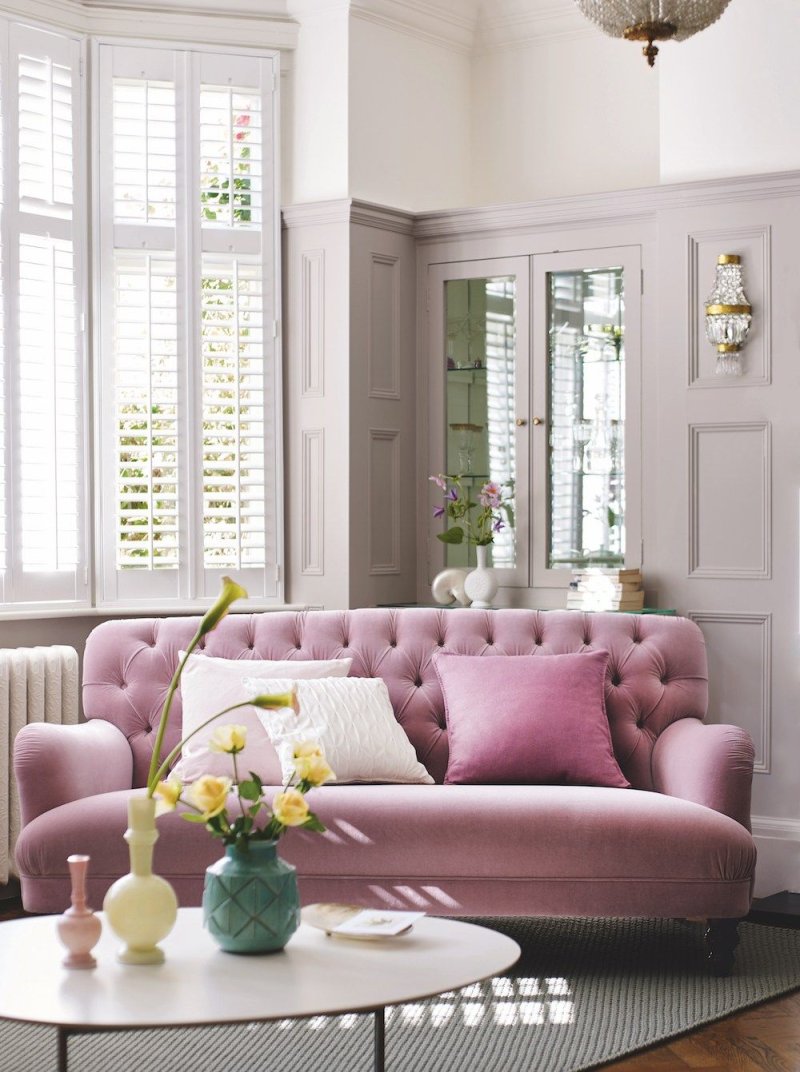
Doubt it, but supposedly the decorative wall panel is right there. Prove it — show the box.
[368,428,400,575]
[688,611,771,774]
[301,249,325,397]
[689,421,771,578]
[368,253,400,399]
[301,429,324,575]
[688,225,771,387]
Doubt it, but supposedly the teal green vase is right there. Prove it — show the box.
[202,841,301,954]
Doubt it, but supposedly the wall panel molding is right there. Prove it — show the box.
[688,610,772,774]
[687,224,771,387]
[300,249,325,398]
[368,252,401,400]
[301,429,325,575]
[368,428,400,575]
[414,171,800,241]
[688,421,771,579]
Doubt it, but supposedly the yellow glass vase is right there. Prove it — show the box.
[103,795,178,965]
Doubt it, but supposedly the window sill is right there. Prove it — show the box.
[0,602,309,623]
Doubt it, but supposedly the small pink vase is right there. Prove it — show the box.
[56,854,102,969]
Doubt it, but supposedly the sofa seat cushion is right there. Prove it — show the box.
[15,785,755,918]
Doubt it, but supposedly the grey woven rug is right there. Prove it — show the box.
[2,916,799,1072]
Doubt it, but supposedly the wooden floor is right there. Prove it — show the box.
[1,896,798,1071]
[604,989,800,1071]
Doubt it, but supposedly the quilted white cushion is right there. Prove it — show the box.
[171,652,352,785]
[247,676,434,785]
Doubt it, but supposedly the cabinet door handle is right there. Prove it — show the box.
[515,418,527,427]
[532,417,544,426]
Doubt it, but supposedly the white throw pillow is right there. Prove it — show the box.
[171,652,352,785]
[246,676,434,785]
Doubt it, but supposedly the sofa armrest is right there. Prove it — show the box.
[651,719,755,830]
[14,721,134,825]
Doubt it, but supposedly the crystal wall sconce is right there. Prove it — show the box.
[704,254,752,376]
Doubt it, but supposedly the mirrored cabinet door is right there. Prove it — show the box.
[532,247,641,589]
[427,257,530,588]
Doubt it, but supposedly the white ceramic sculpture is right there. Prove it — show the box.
[431,568,471,607]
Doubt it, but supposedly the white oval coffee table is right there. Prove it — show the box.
[0,908,520,1072]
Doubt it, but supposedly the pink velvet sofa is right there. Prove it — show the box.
[14,608,756,971]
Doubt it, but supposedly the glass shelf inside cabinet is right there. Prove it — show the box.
[443,276,518,572]
[547,267,625,571]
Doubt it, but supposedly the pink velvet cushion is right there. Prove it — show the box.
[433,650,630,788]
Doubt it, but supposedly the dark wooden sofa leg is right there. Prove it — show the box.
[705,918,740,976]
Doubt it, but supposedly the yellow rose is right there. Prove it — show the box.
[272,788,310,827]
[188,775,232,820]
[293,751,335,787]
[154,778,182,816]
[208,724,247,754]
[293,740,323,759]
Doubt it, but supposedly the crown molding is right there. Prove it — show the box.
[2,0,603,54]
[82,0,289,13]
[413,169,800,241]
[350,0,477,54]
[282,198,415,234]
[475,0,594,53]
[282,199,353,228]
[0,0,299,49]
[283,170,800,240]
[350,198,415,234]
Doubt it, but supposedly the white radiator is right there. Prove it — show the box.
[0,646,79,884]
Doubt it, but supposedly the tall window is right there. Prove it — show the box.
[0,27,281,613]
[94,43,280,608]
[0,22,87,609]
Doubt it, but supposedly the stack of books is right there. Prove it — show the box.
[566,568,644,612]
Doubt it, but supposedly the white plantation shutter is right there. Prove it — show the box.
[199,85,262,229]
[112,79,176,224]
[18,51,73,217]
[0,22,88,609]
[114,252,179,571]
[96,43,281,607]
[18,234,80,571]
[201,255,266,569]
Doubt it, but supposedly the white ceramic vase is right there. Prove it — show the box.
[463,544,498,609]
[103,796,178,965]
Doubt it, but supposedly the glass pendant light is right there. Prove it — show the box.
[574,1,732,66]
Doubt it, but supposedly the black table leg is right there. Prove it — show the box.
[373,1007,385,1072]
[57,1027,69,1072]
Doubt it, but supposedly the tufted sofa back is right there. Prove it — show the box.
[83,608,708,790]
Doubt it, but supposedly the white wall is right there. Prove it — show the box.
[470,33,660,205]
[659,0,800,183]
[348,16,472,211]
[282,8,350,203]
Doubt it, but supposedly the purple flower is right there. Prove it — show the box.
[492,518,505,533]
[446,486,459,502]
[433,506,445,519]
[429,475,447,490]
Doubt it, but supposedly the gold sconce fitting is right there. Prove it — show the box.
[704,253,752,376]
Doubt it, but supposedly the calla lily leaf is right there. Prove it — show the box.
[436,526,465,544]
